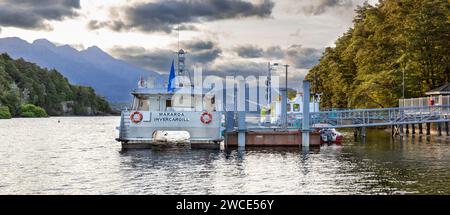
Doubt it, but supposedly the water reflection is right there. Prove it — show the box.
[1,117,450,194]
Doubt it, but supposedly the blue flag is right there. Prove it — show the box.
[167,60,175,93]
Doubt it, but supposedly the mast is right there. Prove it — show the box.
[267,62,272,108]
[177,49,187,87]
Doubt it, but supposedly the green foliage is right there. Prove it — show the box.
[306,0,450,109]
[0,53,112,117]
[20,104,48,118]
[0,106,12,119]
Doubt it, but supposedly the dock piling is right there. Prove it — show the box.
[412,124,416,135]
[437,122,442,136]
[361,127,366,142]
[426,123,431,136]
[419,123,423,135]
[301,81,310,147]
[399,124,404,137]
[237,79,246,148]
[446,122,449,136]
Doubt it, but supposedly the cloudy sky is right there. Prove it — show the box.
[0,0,378,88]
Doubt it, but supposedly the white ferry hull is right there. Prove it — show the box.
[116,111,224,149]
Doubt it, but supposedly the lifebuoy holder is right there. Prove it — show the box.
[200,112,213,124]
[130,111,143,123]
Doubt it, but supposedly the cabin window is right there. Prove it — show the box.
[132,96,150,111]
[211,96,215,105]
[166,99,172,108]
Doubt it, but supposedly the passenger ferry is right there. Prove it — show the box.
[116,49,224,149]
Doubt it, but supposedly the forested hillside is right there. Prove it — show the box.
[0,53,111,118]
[306,0,450,109]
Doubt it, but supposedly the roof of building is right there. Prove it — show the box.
[426,83,450,95]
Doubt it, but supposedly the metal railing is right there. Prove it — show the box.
[310,105,450,128]
[239,105,450,130]
[400,95,450,108]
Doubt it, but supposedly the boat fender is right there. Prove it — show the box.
[200,112,213,124]
[130,111,143,123]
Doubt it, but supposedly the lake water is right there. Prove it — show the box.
[1,117,450,194]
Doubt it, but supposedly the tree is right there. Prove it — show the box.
[306,0,450,109]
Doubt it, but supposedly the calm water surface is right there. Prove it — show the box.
[1,117,450,194]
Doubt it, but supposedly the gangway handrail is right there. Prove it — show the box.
[311,105,450,114]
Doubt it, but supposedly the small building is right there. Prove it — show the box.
[425,83,450,96]
[400,83,450,107]
[425,83,450,106]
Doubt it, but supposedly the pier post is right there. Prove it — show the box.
[237,79,246,148]
[406,124,409,134]
[224,111,235,147]
[301,81,310,147]
[412,124,416,135]
[280,88,288,129]
[437,122,442,136]
[361,127,366,142]
[426,123,431,136]
[399,124,404,137]
[445,122,449,136]
[391,125,395,138]
[419,123,423,135]
[237,111,246,147]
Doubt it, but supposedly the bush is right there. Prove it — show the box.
[0,106,12,119]
[20,104,48,118]
[20,111,35,118]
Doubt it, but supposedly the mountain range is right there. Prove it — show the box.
[0,37,163,102]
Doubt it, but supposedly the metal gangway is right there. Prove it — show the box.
[309,105,450,129]
[237,105,450,130]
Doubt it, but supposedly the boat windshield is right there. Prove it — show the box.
[132,96,150,111]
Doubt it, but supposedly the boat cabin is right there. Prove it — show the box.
[130,87,216,113]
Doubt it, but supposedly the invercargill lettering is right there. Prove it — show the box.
[154,112,190,122]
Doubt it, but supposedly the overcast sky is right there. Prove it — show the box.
[0,0,378,88]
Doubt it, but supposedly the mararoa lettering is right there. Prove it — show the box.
[154,112,190,122]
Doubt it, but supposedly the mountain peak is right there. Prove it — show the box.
[32,39,56,49]
[0,37,29,44]
[81,45,114,61]
[85,45,104,53]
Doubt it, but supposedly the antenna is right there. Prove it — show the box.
[177,24,180,51]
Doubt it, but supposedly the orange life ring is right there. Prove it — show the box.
[200,112,213,124]
[130,111,143,123]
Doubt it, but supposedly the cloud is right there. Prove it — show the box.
[234,45,264,58]
[181,40,223,64]
[111,46,174,73]
[301,0,355,15]
[110,40,222,73]
[265,46,285,59]
[285,45,323,69]
[206,61,268,77]
[234,45,285,59]
[0,0,81,30]
[90,0,274,33]
[232,44,321,69]
[174,24,199,31]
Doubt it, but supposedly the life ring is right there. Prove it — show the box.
[200,112,213,124]
[130,111,143,123]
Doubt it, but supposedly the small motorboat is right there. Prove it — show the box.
[320,128,343,145]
